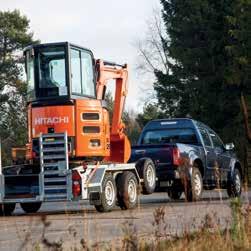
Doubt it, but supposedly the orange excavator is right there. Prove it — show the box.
[0,42,156,215]
[24,42,130,164]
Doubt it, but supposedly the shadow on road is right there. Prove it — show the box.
[8,193,231,218]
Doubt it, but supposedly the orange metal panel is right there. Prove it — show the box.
[31,105,75,138]
[75,99,110,158]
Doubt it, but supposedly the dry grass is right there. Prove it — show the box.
[118,198,251,251]
[8,159,251,250]
[11,196,251,251]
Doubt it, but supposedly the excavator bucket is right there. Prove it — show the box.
[108,136,131,163]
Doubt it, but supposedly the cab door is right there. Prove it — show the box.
[198,128,217,185]
[208,130,231,183]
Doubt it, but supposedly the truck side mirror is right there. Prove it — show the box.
[225,143,235,151]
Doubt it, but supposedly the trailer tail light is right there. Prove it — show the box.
[72,171,81,197]
[172,147,181,166]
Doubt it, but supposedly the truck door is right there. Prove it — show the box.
[208,130,231,183]
[198,128,217,185]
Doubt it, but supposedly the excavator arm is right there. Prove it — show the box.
[96,59,131,163]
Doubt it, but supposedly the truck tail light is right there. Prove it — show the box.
[172,147,181,166]
[72,170,81,197]
[32,151,37,158]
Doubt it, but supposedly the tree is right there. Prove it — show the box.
[135,8,179,117]
[224,0,251,143]
[0,10,37,165]
[136,103,164,129]
[137,1,250,162]
[105,91,141,144]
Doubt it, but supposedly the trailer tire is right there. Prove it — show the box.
[0,203,16,216]
[95,174,116,213]
[136,158,156,194]
[117,171,138,210]
[20,202,42,213]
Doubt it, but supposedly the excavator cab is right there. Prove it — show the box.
[25,42,95,102]
[24,42,130,164]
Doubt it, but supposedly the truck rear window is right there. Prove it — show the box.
[142,128,198,145]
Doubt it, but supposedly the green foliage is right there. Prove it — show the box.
[224,0,251,90]
[105,91,141,145]
[230,198,247,244]
[136,103,164,129]
[122,111,141,145]
[152,0,251,161]
[0,10,37,165]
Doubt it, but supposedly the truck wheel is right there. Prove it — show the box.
[184,167,203,202]
[95,174,116,213]
[168,189,183,200]
[20,202,42,213]
[227,169,242,198]
[0,203,16,216]
[117,171,138,210]
[137,159,156,194]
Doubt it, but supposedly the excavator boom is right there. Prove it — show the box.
[96,60,130,163]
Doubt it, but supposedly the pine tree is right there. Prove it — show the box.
[0,10,37,164]
[155,0,250,160]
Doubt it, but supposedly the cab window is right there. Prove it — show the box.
[71,49,82,94]
[37,46,67,98]
[81,51,95,97]
[26,50,35,100]
[70,48,95,97]
[209,130,224,148]
[199,128,212,147]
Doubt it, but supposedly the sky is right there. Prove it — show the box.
[0,0,161,112]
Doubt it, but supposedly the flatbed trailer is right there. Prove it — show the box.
[0,133,156,215]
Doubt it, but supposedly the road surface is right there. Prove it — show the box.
[0,190,249,250]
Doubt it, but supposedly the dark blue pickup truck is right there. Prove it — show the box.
[129,118,242,201]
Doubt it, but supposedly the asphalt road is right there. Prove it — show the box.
[0,190,250,251]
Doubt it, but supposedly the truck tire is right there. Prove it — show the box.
[184,167,203,202]
[136,158,156,194]
[227,169,242,198]
[20,202,42,213]
[0,203,16,216]
[168,189,183,200]
[117,171,138,210]
[95,174,116,213]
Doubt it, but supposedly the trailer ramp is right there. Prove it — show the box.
[40,133,72,201]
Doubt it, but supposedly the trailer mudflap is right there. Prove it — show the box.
[79,166,106,200]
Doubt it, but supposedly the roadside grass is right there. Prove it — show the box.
[14,161,251,251]
[25,194,251,251]
[119,197,251,251]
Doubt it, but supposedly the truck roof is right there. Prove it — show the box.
[143,118,210,131]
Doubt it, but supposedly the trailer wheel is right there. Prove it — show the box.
[95,174,116,213]
[0,203,16,216]
[117,171,138,210]
[136,158,156,194]
[20,202,42,213]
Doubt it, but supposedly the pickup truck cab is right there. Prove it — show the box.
[129,118,242,201]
